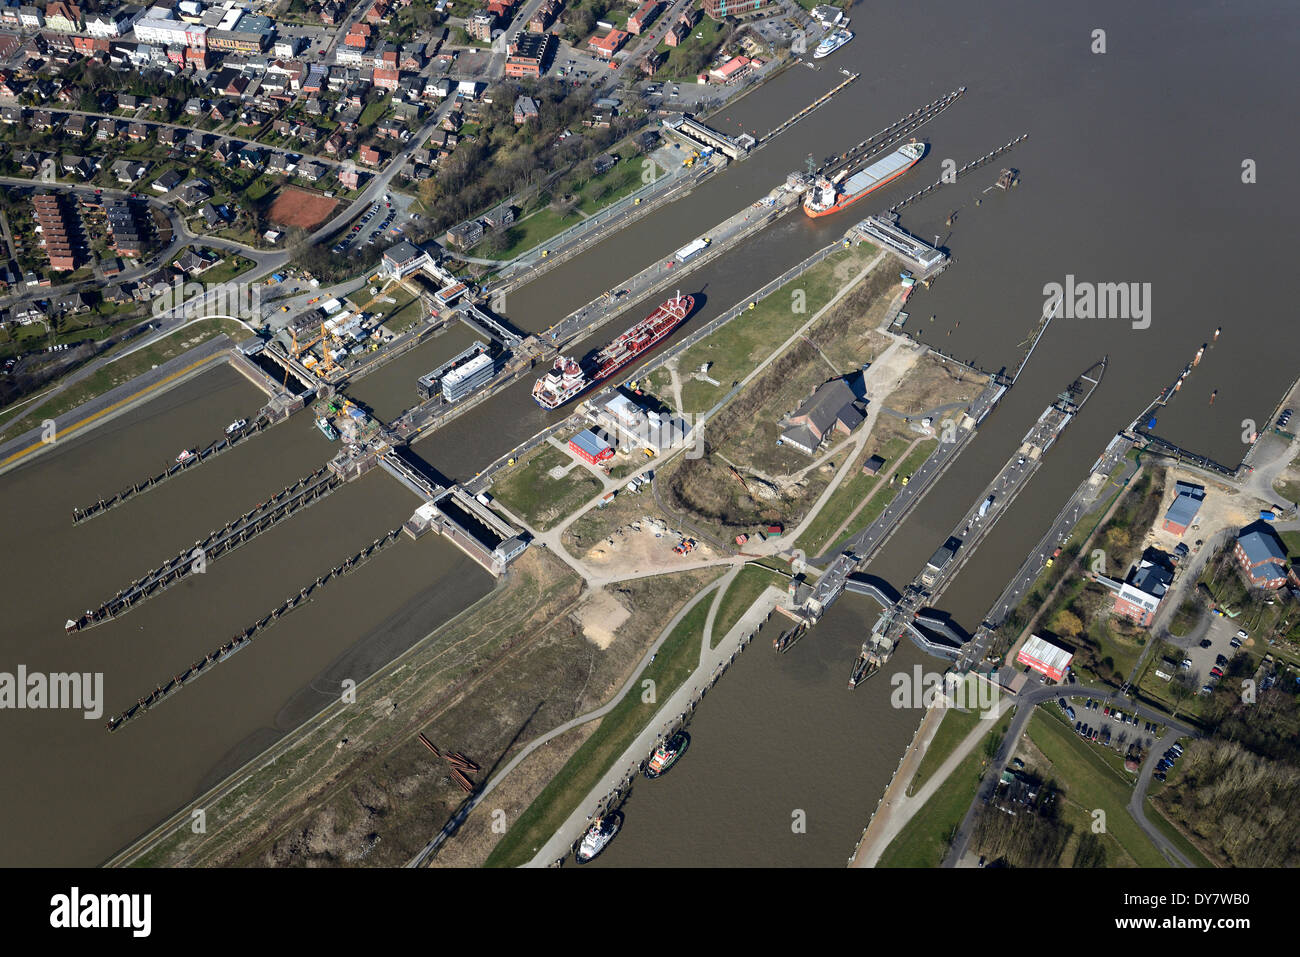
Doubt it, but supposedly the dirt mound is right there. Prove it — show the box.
[268,188,339,229]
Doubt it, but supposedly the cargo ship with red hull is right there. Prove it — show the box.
[803,141,926,219]
[533,292,695,410]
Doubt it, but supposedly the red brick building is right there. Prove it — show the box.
[32,193,78,272]
[627,0,661,34]
[568,430,614,465]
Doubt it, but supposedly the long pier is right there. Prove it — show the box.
[818,86,966,179]
[66,465,343,632]
[761,71,859,144]
[71,412,275,524]
[888,134,1030,215]
[105,527,405,732]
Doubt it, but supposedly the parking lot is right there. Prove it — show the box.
[333,191,416,255]
[1057,693,1170,760]
[1170,611,1248,696]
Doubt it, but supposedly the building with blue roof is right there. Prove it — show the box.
[1233,521,1298,589]
[1162,481,1204,535]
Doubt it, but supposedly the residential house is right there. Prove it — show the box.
[513,94,539,124]
[111,158,150,183]
[151,168,183,192]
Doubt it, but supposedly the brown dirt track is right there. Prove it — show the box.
[268,188,339,229]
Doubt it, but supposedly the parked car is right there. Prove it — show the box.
[1236,629,1249,640]
[1200,638,1213,648]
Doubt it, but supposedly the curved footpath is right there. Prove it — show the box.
[523,572,789,867]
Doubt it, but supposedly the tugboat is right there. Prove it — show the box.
[575,811,622,863]
[644,731,690,778]
[175,448,197,464]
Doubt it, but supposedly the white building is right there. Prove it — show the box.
[134,14,208,49]
[86,9,143,37]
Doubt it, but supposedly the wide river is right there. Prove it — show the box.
[0,0,1293,866]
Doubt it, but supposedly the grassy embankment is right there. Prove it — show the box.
[1025,709,1168,867]
[877,709,1014,867]
[710,563,785,648]
[0,316,243,444]
[485,580,721,867]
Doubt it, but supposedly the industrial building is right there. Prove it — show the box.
[505,31,553,78]
[418,341,500,402]
[568,429,615,465]
[1016,634,1073,682]
[589,392,691,454]
[381,240,431,279]
[1162,481,1205,535]
[1111,554,1173,627]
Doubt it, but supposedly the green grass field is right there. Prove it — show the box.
[663,245,871,414]
[710,564,784,647]
[796,435,911,555]
[491,444,604,531]
[906,704,986,797]
[878,710,1013,867]
[1025,710,1168,867]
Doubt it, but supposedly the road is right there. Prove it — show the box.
[956,434,1136,671]
[940,682,1199,868]
[810,377,1003,567]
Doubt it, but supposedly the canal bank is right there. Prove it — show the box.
[0,359,493,867]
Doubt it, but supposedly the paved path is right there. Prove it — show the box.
[939,683,1200,868]
[522,572,786,867]
[851,690,1009,867]
[408,568,771,866]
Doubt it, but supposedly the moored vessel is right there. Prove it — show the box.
[813,28,853,59]
[532,292,695,410]
[803,141,926,218]
[315,416,338,441]
[645,731,690,778]
[175,449,196,464]
[225,418,247,435]
[575,811,622,863]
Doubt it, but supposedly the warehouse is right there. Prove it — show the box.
[568,429,615,465]
[1016,634,1073,682]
